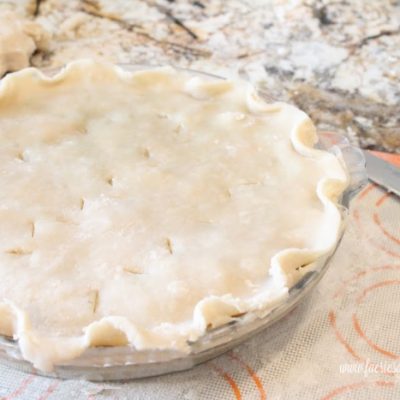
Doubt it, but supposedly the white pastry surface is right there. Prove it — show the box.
[0,61,348,370]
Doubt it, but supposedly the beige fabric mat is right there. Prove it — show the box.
[1,156,400,399]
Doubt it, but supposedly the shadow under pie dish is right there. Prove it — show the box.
[0,61,365,379]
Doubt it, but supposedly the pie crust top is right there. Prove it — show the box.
[0,61,348,371]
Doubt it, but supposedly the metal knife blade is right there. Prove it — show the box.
[363,150,400,197]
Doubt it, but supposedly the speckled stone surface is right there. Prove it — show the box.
[1,0,399,152]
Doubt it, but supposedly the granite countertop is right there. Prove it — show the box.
[1,0,399,152]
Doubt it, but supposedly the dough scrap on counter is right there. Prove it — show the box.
[0,11,49,77]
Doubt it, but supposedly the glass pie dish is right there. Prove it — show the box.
[0,65,368,381]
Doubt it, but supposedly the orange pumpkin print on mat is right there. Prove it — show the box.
[210,352,267,399]
[353,152,400,259]
[320,380,394,400]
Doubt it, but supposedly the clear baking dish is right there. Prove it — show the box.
[0,65,367,381]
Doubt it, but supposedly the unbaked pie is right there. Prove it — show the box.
[0,61,348,371]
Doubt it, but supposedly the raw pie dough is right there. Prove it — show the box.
[0,61,348,371]
[0,11,49,78]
